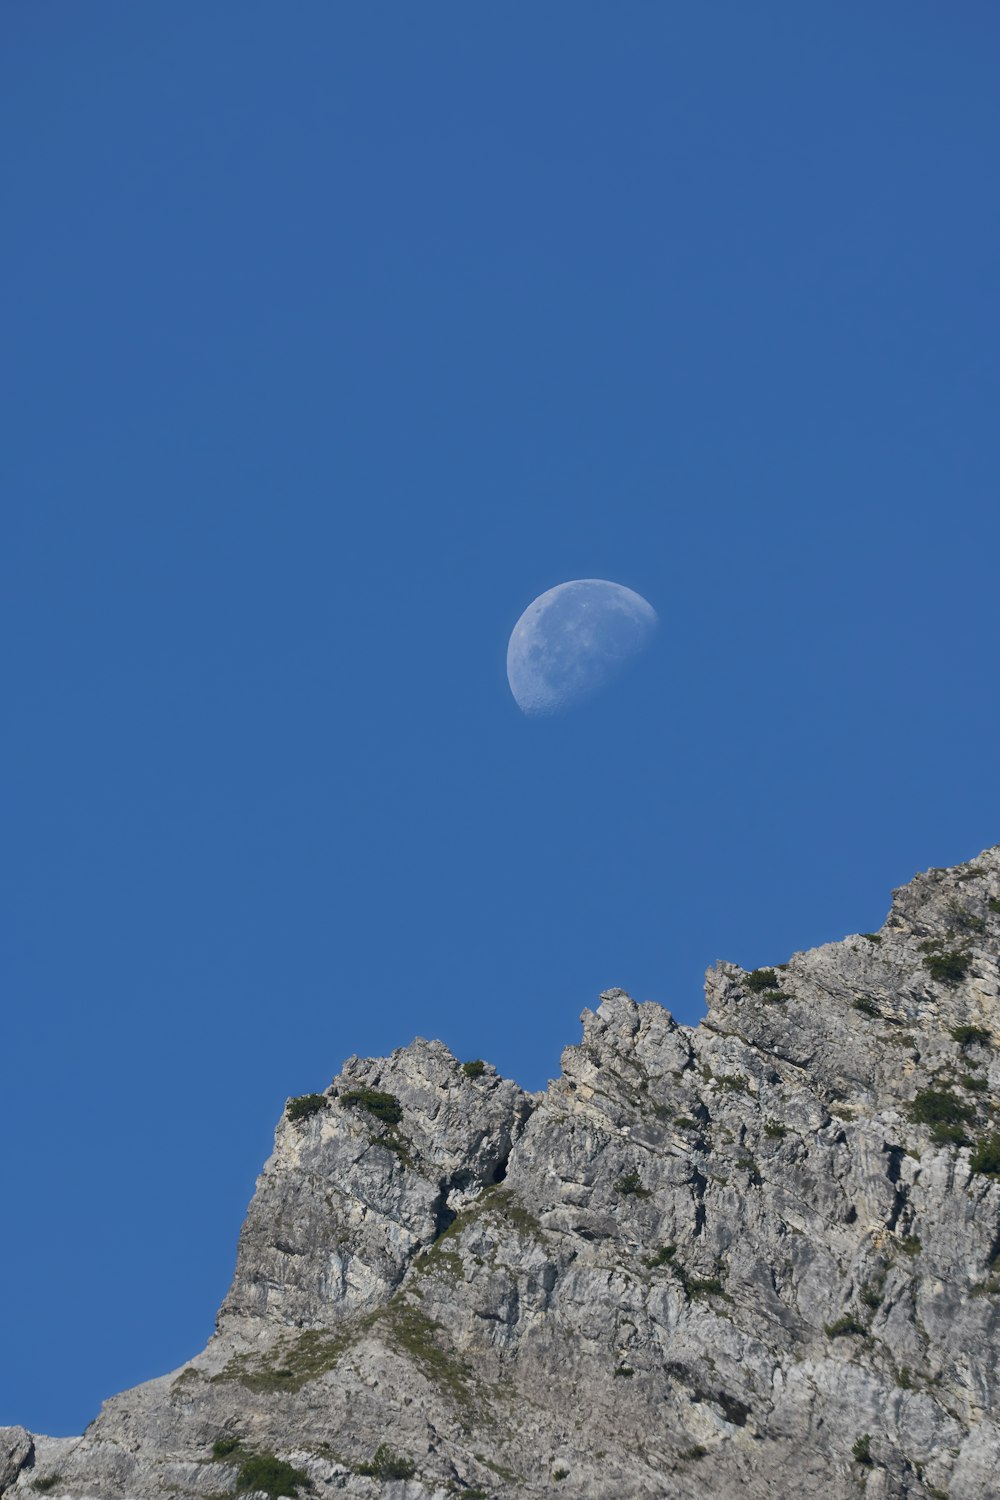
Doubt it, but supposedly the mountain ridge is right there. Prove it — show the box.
[6,848,1000,1499]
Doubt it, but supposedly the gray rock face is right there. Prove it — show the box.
[0,1432,32,1495]
[8,851,1000,1499]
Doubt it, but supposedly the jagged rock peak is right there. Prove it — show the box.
[6,847,1000,1499]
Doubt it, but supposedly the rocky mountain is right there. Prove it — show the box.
[7,850,1000,1499]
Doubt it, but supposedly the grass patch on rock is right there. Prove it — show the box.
[213,1324,367,1393]
[357,1445,415,1480]
[385,1300,479,1413]
[474,1454,520,1484]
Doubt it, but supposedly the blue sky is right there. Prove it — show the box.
[3,2,999,1437]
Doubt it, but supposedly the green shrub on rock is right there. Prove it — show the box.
[461,1059,486,1078]
[824,1315,866,1338]
[614,1170,650,1197]
[338,1089,402,1125]
[930,1122,971,1146]
[908,1089,974,1136]
[923,950,972,986]
[951,1024,990,1048]
[211,1435,242,1460]
[235,1453,311,1497]
[645,1244,676,1268]
[688,1275,726,1297]
[285,1094,326,1124]
[744,968,779,994]
[970,1133,1000,1177]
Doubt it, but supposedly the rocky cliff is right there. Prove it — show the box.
[7,850,1000,1499]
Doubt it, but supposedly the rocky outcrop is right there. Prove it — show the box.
[8,851,1000,1498]
[0,1432,32,1496]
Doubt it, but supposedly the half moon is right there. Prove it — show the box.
[506,579,658,717]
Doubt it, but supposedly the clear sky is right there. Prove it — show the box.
[3,1,999,1438]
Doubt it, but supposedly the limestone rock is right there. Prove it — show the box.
[6,850,1000,1498]
[0,1432,32,1495]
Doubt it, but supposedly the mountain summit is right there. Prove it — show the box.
[6,851,1000,1499]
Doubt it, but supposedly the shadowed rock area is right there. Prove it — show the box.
[6,850,1000,1498]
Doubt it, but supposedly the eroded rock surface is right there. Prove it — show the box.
[8,852,1000,1499]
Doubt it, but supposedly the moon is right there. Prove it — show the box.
[506,579,658,717]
